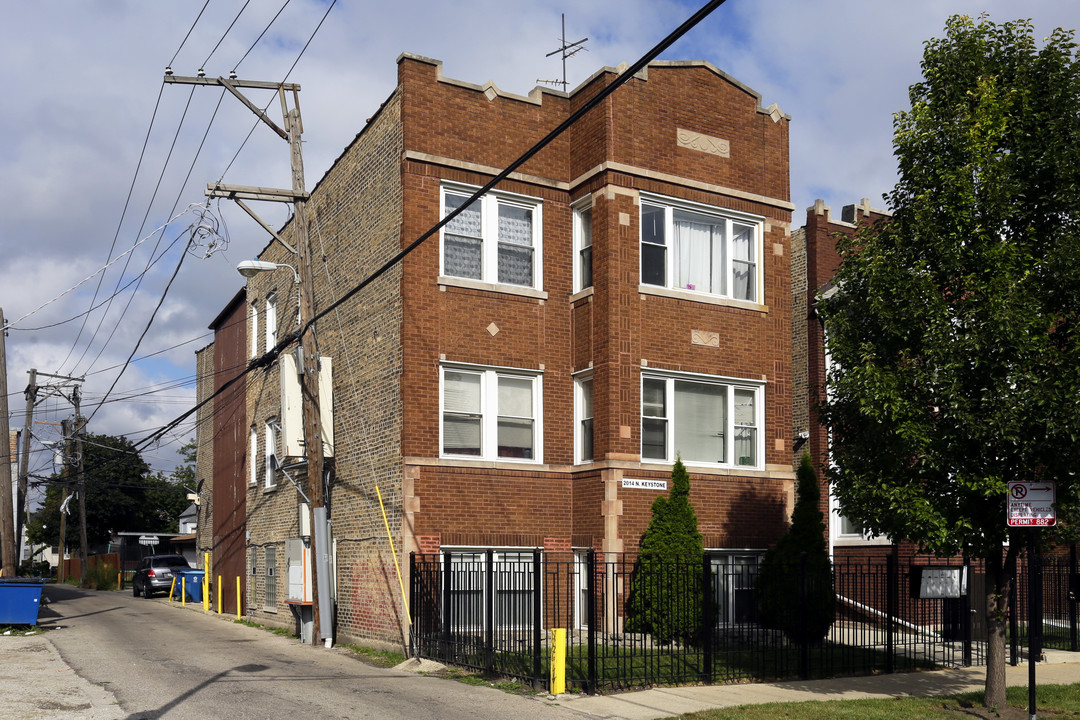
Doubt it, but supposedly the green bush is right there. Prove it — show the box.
[626,457,705,645]
[83,562,118,591]
[755,452,835,644]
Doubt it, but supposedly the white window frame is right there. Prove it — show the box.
[440,183,544,291]
[572,197,593,293]
[710,550,764,625]
[250,301,259,358]
[573,550,590,630]
[264,418,278,488]
[639,193,763,303]
[574,372,594,465]
[640,370,764,469]
[249,425,258,485]
[440,363,543,464]
[264,292,277,353]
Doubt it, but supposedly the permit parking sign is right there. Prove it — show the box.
[1007,482,1056,527]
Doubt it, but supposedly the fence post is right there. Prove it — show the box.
[408,552,416,658]
[442,552,453,662]
[886,552,896,674]
[962,556,972,667]
[587,548,597,695]
[485,549,495,674]
[533,550,542,687]
[799,552,810,680]
[702,553,713,683]
[1009,564,1019,666]
[1070,543,1077,653]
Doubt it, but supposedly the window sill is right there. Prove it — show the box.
[439,276,548,301]
[261,606,278,613]
[263,484,278,494]
[570,287,594,303]
[638,284,768,312]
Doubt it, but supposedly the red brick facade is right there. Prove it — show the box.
[235,54,797,649]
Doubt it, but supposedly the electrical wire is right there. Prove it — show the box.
[201,0,252,70]
[232,0,291,73]
[170,0,213,69]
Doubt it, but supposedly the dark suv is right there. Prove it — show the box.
[132,555,192,598]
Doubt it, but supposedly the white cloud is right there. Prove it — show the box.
[3,0,1079,471]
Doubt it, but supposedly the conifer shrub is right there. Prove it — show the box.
[755,452,836,644]
[626,457,705,645]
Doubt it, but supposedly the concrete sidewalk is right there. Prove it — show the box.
[551,651,1080,719]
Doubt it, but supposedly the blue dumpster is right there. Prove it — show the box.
[174,570,203,603]
[0,578,47,625]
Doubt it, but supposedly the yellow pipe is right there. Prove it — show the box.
[181,577,187,606]
[550,628,567,695]
[217,575,222,614]
[236,576,241,619]
[117,572,121,589]
[169,576,176,601]
[376,485,412,626]
[203,553,210,611]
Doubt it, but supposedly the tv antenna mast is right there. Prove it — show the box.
[538,14,588,91]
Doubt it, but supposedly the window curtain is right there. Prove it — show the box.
[444,371,482,455]
[445,194,482,279]
[673,211,724,294]
[497,376,534,458]
[673,381,726,463]
[497,204,533,285]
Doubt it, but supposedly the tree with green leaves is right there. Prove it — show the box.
[755,453,835,644]
[626,457,705,645]
[819,15,1080,708]
[26,433,188,550]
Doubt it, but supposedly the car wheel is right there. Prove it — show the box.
[143,584,154,598]
[132,582,140,597]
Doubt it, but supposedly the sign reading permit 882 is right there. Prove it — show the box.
[1007,482,1056,528]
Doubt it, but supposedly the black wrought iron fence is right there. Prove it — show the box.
[410,549,1076,694]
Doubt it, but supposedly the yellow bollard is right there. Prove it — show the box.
[217,575,222,614]
[169,576,177,601]
[550,628,566,696]
[181,577,187,606]
[117,572,121,589]
[236,576,242,619]
[203,553,210,611]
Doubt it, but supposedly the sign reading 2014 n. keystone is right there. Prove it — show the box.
[1007,481,1057,527]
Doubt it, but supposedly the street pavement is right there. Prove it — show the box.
[2,583,1077,719]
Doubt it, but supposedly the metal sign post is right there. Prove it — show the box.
[1007,482,1056,720]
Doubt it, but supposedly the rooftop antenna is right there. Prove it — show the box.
[538,13,588,91]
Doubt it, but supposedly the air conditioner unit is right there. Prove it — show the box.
[280,354,334,458]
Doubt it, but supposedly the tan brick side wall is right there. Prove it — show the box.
[195,345,215,557]
[244,92,405,643]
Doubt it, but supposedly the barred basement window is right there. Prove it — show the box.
[264,547,277,608]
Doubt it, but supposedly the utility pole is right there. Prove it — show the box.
[58,418,71,584]
[18,369,37,568]
[0,308,17,577]
[166,71,329,645]
[72,387,88,584]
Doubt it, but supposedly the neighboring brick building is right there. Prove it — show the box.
[233,53,796,649]
[791,198,895,559]
[194,290,249,613]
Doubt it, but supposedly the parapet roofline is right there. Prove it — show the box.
[396,52,789,121]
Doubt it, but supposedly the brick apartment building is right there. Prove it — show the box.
[791,198,898,560]
[225,53,797,649]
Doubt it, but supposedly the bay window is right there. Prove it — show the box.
[641,372,763,468]
[441,364,542,462]
[640,195,761,302]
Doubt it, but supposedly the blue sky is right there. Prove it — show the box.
[3,0,1080,481]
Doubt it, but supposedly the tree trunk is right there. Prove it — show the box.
[983,548,1013,708]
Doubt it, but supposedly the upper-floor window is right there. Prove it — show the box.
[441,184,543,290]
[265,293,277,353]
[249,425,258,485]
[250,301,259,358]
[264,418,278,488]
[575,374,594,464]
[641,371,763,468]
[441,364,542,463]
[640,195,761,303]
[573,200,593,292]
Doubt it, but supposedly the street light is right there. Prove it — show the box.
[236,260,300,284]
